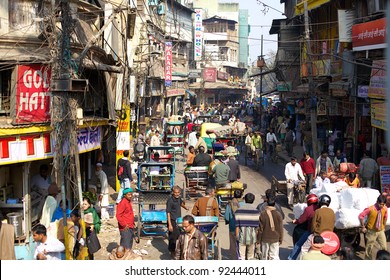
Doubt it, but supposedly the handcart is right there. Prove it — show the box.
[215,181,247,215]
[183,166,209,198]
[271,176,306,204]
[176,216,221,260]
[136,162,174,237]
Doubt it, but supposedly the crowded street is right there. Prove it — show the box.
[0,0,389,265]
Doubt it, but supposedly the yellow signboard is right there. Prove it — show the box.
[116,108,131,191]
[371,102,387,131]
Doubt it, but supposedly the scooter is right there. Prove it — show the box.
[132,139,146,163]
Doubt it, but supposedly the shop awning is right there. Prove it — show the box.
[185,89,197,98]
[295,82,328,93]
[329,81,350,91]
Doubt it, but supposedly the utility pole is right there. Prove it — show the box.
[259,35,264,125]
[50,0,85,259]
[304,1,318,159]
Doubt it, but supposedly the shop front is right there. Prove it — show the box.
[0,124,105,244]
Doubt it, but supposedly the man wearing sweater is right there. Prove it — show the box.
[300,152,316,194]
[235,193,260,260]
[258,195,283,260]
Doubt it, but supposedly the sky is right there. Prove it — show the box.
[233,0,286,64]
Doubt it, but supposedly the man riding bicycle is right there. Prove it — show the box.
[266,128,278,160]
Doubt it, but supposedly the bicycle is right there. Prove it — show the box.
[268,142,279,163]
[254,148,265,170]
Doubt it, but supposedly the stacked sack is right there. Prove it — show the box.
[335,188,382,229]
[294,185,389,229]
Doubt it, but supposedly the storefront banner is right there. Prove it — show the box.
[203,68,216,82]
[371,102,387,131]
[166,89,185,97]
[194,9,203,61]
[368,60,386,99]
[165,42,173,87]
[116,107,130,191]
[13,64,51,124]
[352,18,386,51]
[380,166,390,194]
[217,71,229,81]
[0,127,101,164]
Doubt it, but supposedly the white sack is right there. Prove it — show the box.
[334,208,362,229]
[293,203,307,220]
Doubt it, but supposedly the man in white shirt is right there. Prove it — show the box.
[96,163,110,221]
[284,157,305,207]
[266,128,278,158]
[245,131,254,156]
[151,130,161,147]
[32,224,65,260]
[188,128,198,148]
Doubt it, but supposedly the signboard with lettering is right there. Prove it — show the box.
[352,18,386,51]
[12,64,51,124]
[380,165,390,194]
[371,102,387,131]
[166,89,185,97]
[0,127,101,165]
[217,71,229,81]
[165,42,173,87]
[368,60,386,99]
[194,9,203,61]
[116,107,130,191]
[357,85,369,98]
[203,68,216,82]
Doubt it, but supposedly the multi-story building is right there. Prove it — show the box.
[0,0,125,242]
[272,0,386,164]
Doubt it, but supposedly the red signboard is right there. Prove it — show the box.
[217,71,229,81]
[14,64,51,124]
[166,89,185,97]
[352,18,386,51]
[203,68,217,82]
[165,42,173,87]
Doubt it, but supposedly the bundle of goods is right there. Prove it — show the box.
[294,187,390,229]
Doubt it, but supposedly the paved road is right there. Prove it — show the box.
[95,150,296,260]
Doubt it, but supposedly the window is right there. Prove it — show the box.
[0,70,11,114]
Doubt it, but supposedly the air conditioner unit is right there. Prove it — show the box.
[148,0,159,7]
[157,3,165,15]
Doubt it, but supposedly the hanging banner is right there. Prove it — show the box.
[116,106,130,191]
[380,166,390,194]
[12,64,51,124]
[194,8,203,61]
[165,42,173,87]
[338,9,355,43]
[352,18,386,51]
[368,60,386,99]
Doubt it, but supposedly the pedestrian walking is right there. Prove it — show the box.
[174,215,208,260]
[359,151,379,189]
[234,193,259,260]
[166,186,189,258]
[191,187,219,217]
[359,195,388,260]
[224,189,244,260]
[284,127,295,157]
[96,163,110,220]
[116,150,132,204]
[116,188,135,250]
[300,152,316,194]
[258,195,283,260]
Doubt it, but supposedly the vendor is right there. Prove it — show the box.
[345,172,360,188]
